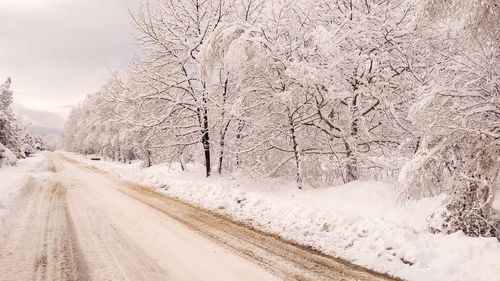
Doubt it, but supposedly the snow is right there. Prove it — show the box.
[0,143,17,167]
[258,181,445,230]
[0,152,45,232]
[58,153,500,281]
[1,153,282,281]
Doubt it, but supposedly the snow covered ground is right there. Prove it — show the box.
[52,153,500,280]
[0,152,45,231]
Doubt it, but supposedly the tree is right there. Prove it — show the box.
[60,0,499,238]
[0,77,20,155]
[130,0,233,177]
[0,77,43,163]
[397,0,500,238]
[281,0,418,183]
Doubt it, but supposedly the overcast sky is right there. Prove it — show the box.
[0,0,141,132]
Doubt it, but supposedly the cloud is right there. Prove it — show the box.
[0,0,141,121]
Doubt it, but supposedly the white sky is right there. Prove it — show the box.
[0,0,141,131]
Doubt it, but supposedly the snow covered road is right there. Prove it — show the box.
[0,153,398,281]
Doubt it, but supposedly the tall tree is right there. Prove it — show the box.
[0,77,20,156]
[130,0,234,177]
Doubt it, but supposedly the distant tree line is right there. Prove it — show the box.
[0,77,45,166]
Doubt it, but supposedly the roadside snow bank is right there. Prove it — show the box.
[0,152,45,229]
[64,153,500,281]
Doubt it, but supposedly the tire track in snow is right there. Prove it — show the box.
[60,154,401,281]
[0,159,89,281]
[0,152,402,281]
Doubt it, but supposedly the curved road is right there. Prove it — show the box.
[0,153,400,281]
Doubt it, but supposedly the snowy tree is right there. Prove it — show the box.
[0,77,44,164]
[396,0,500,238]
[42,134,59,152]
[62,81,137,163]
[60,0,499,238]
[0,77,20,156]
[199,0,328,188]
[283,0,419,183]
[128,0,236,176]
[16,117,42,157]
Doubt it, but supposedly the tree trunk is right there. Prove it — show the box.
[218,121,231,174]
[218,76,230,175]
[236,121,244,167]
[179,155,185,171]
[344,160,358,183]
[144,147,151,168]
[344,95,360,183]
[202,132,211,177]
[289,112,303,189]
[201,101,211,177]
[343,141,358,183]
[218,145,224,175]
